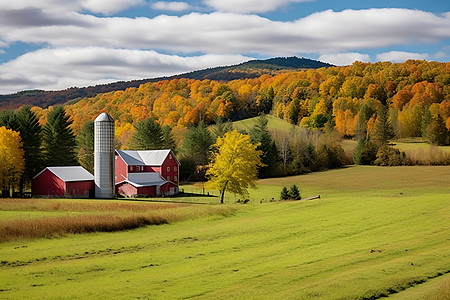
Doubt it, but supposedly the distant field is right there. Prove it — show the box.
[233,115,294,132]
[0,166,449,299]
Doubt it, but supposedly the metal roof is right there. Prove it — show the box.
[94,112,114,122]
[116,149,177,166]
[117,172,167,187]
[34,166,94,182]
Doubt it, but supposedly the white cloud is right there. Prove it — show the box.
[151,1,191,12]
[318,52,370,66]
[0,8,448,56]
[80,0,145,15]
[0,47,251,94]
[376,51,429,63]
[204,0,311,13]
[0,49,5,55]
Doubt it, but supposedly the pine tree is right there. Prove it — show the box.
[249,115,276,178]
[181,121,214,166]
[162,125,177,151]
[77,120,94,174]
[373,105,393,145]
[0,110,20,132]
[42,106,77,166]
[289,185,301,200]
[129,118,164,150]
[16,106,43,194]
[280,186,289,200]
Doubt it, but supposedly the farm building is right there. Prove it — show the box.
[32,166,94,198]
[115,149,180,197]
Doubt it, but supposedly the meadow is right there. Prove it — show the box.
[0,165,449,299]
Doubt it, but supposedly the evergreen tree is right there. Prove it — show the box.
[373,105,393,145]
[16,106,43,194]
[353,138,378,165]
[421,107,431,138]
[426,114,449,145]
[289,185,301,200]
[181,121,214,166]
[129,118,164,150]
[162,125,177,151]
[249,115,276,178]
[0,110,20,132]
[211,117,233,139]
[280,186,289,200]
[77,120,94,174]
[42,106,77,166]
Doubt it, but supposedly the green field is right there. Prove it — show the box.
[1,166,449,299]
[233,115,294,132]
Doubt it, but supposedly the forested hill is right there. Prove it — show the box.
[0,57,332,109]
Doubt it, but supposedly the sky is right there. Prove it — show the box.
[0,0,449,94]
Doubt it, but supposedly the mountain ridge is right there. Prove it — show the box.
[0,57,333,109]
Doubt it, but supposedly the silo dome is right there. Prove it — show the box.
[94,112,115,198]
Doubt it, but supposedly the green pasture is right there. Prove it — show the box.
[1,166,449,299]
[233,115,294,132]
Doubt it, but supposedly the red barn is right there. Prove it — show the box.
[32,166,94,198]
[115,149,179,197]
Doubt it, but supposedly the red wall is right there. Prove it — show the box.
[32,169,94,198]
[160,152,179,184]
[115,153,128,184]
[32,169,65,197]
[66,181,94,198]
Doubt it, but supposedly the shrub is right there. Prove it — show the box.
[353,139,378,165]
[374,145,410,166]
[289,185,301,200]
[280,186,289,200]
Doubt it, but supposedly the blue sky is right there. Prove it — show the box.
[0,0,448,94]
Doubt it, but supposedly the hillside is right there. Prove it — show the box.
[0,57,332,109]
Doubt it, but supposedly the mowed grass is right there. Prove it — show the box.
[0,166,449,299]
[233,114,294,132]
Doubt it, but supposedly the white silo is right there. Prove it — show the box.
[94,112,115,198]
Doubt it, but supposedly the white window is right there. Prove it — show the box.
[174,166,177,172]
[115,155,118,160]
[167,166,170,172]
[167,176,170,181]
[169,154,172,159]
[174,176,177,182]
[130,166,133,171]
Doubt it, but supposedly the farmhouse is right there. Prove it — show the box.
[32,166,94,198]
[115,149,180,197]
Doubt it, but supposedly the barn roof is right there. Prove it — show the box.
[116,172,168,187]
[116,149,178,166]
[34,166,94,182]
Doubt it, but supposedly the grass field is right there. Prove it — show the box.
[0,166,449,299]
[233,115,294,132]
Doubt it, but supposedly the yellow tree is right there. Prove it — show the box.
[0,127,25,196]
[206,130,264,204]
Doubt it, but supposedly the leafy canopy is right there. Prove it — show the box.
[0,127,25,194]
[207,130,264,203]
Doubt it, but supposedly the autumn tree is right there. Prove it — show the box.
[77,120,94,174]
[17,106,43,194]
[206,130,264,204]
[0,127,25,197]
[129,118,164,150]
[42,106,77,166]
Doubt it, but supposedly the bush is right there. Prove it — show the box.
[374,145,410,166]
[289,185,301,200]
[280,187,289,200]
[353,139,378,165]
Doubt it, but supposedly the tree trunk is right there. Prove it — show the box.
[220,181,229,204]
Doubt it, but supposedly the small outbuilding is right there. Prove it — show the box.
[32,166,94,198]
